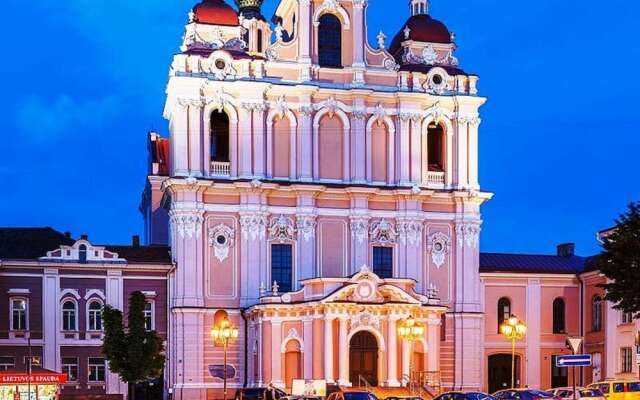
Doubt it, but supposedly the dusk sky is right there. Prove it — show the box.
[1,0,638,256]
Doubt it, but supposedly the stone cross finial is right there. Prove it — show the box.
[404,26,411,40]
[272,281,280,296]
[259,281,266,297]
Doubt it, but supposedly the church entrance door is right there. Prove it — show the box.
[349,331,379,386]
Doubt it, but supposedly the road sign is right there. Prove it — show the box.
[567,337,583,354]
[556,354,592,367]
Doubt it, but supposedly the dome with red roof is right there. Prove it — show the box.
[193,0,239,26]
[389,14,452,55]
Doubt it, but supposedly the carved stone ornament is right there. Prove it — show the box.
[369,218,398,245]
[170,209,204,239]
[240,213,267,241]
[268,215,296,243]
[351,311,381,332]
[296,215,317,242]
[456,222,481,248]
[397,219,423,246]
[272,95,289,119]
[208,224,235,262]
[350,217,370,245]
[265,48,279,62]
[422,45,438,65]
[372,103,387,125]
[383,58,400,72]
[203,53,237,81]
[314,96,342,118]
[427,231,450,269]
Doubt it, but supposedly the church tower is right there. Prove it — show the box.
[155,0,490,397]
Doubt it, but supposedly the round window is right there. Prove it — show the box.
[215,59,227,70]
[434,242,444,252]
[216,235,227,245]
[432,74,443,85]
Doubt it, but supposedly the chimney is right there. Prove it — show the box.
[557,243,575,257]
[80,234,89,241]
[132,235,140,248]
[64,232,72,239]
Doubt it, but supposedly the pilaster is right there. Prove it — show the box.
[324,317,335,383]
[188,104,203,177]
[385,316,401,387]
[338,318,350,386]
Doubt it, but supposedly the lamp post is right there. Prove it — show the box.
[398,316,425,392]
[500,316,527,389]
[211,318,239,400]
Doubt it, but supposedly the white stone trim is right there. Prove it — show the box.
[312,0,351,29]
[280,328,304,353]
[84,289,106,301]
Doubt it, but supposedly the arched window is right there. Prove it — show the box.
[210,111,230,163]
[553,298,566,334]
[257,29,263,53]
[592,296,603,332]
[62,300,77,332]
[318,14,342,68]
[427,122,445,172]
[78,245,87,263]
[497,297,511,333]
[88,301,103,331]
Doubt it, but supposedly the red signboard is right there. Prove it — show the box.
[0,373,67,385]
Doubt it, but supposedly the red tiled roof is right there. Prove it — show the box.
[193,0,239,26]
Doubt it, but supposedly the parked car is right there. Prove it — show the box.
[326,391,380,400]
[587,381,640,400]
[385,396,423,400]
[493,389,558,400]
[434,391,497,400]
[235,387,288,400]
[548,388,605,400]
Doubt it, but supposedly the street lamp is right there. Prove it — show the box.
[398,316,425,391]
[500,316,527,389]
[211,317,239,400]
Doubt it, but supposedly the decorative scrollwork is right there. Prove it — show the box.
[208,224,235,262]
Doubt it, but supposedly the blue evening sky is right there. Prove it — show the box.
[0,0,637,256]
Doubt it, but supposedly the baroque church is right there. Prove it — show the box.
[1,0,637,399]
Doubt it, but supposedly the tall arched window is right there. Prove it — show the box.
[210,111,230,163]
[553,298,566,334]
[592,296,603,332]
[88,301,103,331]
[318,14,342,68]
[498,297,511,333]
[78,245,87,263]
[62,300,77,332]
[427,122,445,172]
[257,29,263,53]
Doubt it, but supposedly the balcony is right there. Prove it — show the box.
[210,161,231,177]
[424,170,445,187]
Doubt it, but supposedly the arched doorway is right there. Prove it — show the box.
[284,340,302,390]
[349,331,378,386]
[488,354,521,394]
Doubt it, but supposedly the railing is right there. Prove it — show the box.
[210,161,231,177]
[358,375,372,393]
[412,371,442,397]
[424,171,445,186]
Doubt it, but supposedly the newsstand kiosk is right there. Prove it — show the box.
[0,367,67,400]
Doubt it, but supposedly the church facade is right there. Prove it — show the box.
[1,1,638,400]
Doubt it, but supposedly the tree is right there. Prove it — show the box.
[103,291,165,400]
[596,201,640,318]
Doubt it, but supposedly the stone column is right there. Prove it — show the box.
[298,104,313,181]
[386,317,400,387]
[170,208,205,307]
[256,320,264,386]
[338,318,350,386]
[252,103,267,178]
[324,317,335,383]
[172,102,191,176]
[239,105,254,178]
[397,113,412,185]
[426,316,440,373]
[401,340,411,382]
[239,211,268,306]
[410,117,422,183]
[455,118,469,189]
[188,103,203,177]
[297,0,312,64]
[271,319,284,387]
[303,318,314,380]
[352,109,367,183]
[296,214,317,283]
[349,216,370,273]
[468,118,480,190]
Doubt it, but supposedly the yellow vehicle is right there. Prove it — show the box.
[587,381,640,400]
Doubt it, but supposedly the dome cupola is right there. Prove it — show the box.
[192,0,239,26]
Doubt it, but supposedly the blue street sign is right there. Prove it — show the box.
[556,354,592,367]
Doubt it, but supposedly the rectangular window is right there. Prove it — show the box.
[372,246,393,279]
[11,299,27,331]
[621,348,633,373]
[144,302,154,332]
[271,244,293,293]
[0,357,14,371]
[62,358,79,382]
[88,357,105,382]
[622,311,634,324]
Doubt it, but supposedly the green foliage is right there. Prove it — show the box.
[102,291,165,384]
[596,201,640,317]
